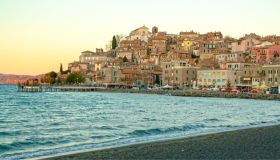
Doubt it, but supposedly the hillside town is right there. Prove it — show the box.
[35,26,280,93]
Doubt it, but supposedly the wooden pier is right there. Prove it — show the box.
[17,85,106,92]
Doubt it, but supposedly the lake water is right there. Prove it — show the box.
[1,84,280,159]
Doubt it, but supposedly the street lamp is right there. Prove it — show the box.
[172,65,174,91]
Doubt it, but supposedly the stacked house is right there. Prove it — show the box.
[67,26,280,89]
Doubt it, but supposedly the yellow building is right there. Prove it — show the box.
[181,39,197,51]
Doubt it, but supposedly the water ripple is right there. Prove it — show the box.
[1,84,280,159]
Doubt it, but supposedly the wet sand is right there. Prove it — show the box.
[43,125,280,160]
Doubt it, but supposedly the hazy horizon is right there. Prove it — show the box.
[1,0,280,75]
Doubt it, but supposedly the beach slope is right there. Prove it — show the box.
[44,125,280,160]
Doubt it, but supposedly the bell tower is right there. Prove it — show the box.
[152,26,158,34]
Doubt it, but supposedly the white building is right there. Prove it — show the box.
[226,63,254,70]
[121,26,152,43]
[215,52,244,63]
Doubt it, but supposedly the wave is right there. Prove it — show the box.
[128,124,206,137]
[95,126,116,130]
[0,131,11,136]
[203,118,221,122]
[0,144,13,153]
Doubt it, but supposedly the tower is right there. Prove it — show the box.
[152,26,158,34]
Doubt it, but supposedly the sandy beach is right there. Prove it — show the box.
[43,124,280,160]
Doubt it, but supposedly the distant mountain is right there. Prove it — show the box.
[0,73,36,84]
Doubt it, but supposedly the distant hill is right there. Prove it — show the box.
[0,73,36,84]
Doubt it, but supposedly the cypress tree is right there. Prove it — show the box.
[112,36,117,50]
[60,63,63,73]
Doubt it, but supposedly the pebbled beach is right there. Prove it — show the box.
[43,124,280,160]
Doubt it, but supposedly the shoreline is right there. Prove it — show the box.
[98,88,280,101]
[17,84,280,101]
[41,124,280,160]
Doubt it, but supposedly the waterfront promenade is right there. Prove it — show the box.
[18,85,280,100]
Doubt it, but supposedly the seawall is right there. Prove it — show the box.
[17,85,280,101]
[97,89,280,101]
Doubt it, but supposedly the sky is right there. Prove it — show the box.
[0,0,280,75]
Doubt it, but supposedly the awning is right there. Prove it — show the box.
[260,84,269,89]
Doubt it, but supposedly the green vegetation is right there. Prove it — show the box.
[49,71,57,79]
[112,35,117,50]
[43,71,57,85]
[191,53,199,59]
[122,56,129,62]
[111,50,116,57]
[60,64,63,73]
[226,80,232,91]
[65,72,85,84]
[154,75,161,85]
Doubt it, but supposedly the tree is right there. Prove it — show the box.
[105,34,125,51]
[56,77,63,84]
[42,71,57,85]
[60,64,63,73]
[226,80,232,91]
[191,53,197,59]
[122,56,129,62]
[49,71,57,84]
[154,75,160,85]
[112,35,117,50]
[65,72,85,84]
[49,71,57,79]
[111,50,116,57]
